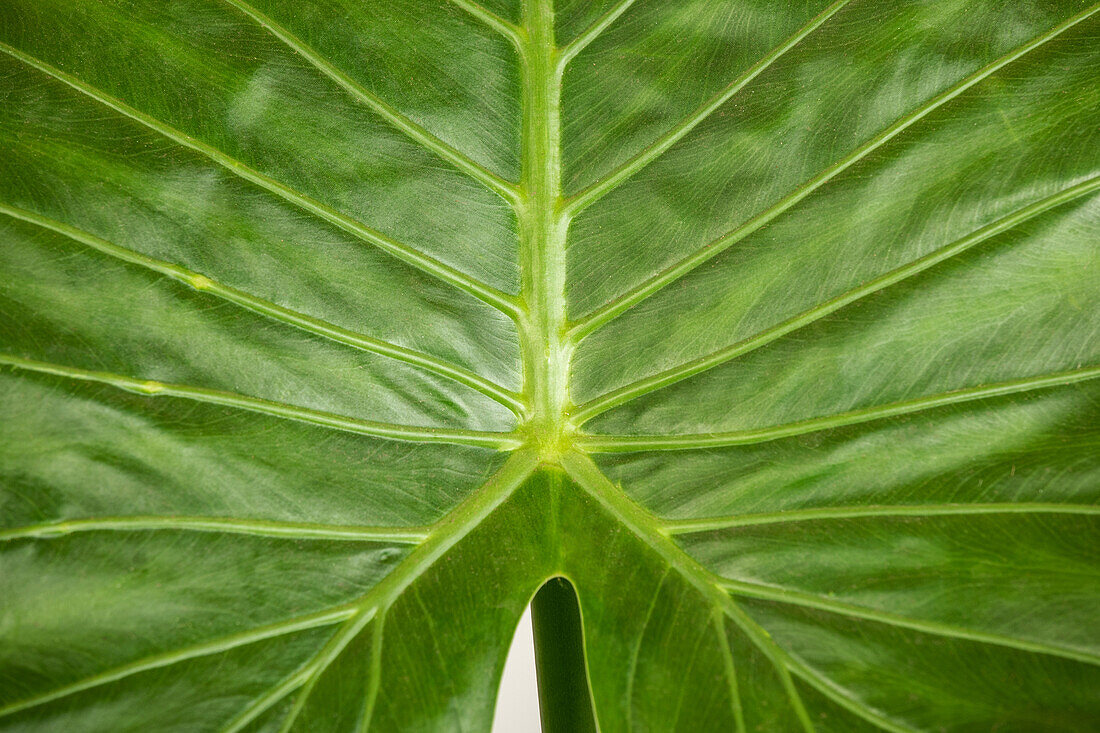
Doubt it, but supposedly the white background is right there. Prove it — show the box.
[491,606,543,732]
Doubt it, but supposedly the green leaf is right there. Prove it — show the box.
[2,0,1098,730]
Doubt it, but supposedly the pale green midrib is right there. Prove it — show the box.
[0,516,429,543]
[271,450,538,732]
[445,0,524,51]
[564,0,853,217]
[570,175,1100,424]
[665,503,1100,533]
[717,579,1100,667]
[0,605,358,718]
[0,42,521,321]
[555,0,638,70]
[219,0,522,206]
[566,3,1100,342]
[576,365,1100,452]
[0,203,524,416]
[0,354,523,449]
[560,453,817,733]
[516,0,572,454]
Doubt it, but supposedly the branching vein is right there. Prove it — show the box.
[445,0,524,51]
[0,516,429,544]
[219,0,522,206]
[0,606,357,718]
[0,41,521,320]
[576,365,1100,452]
[719,580,1100,666]
[0,354,524,449]
[664,503,1100,534]
[0,203,525,415]
[564,0,853,216]
[556,0,639,71]
[567,4,1100,341]
[571,175,1100,422]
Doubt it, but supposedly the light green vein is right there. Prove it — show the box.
[716,595,818,733]
[560,452,816,733]
[576,365,1100,452]
[567,3,1100,342]
[275,610,376,733]
[0,354,524,449]
[764,645,918,733]
[556,0,639,70]
[712,611,746,733]
[564,0,853,216]
[571,175,1100,423]
[220,660,319,733]
[358,609,387,733]
[275,450,538,730]
[219,0,522,207]
[0,203,525,416]
[719,580,1100,667]
[0,452,537,725]
[625,567,670,731]
[664,503,1100,534]
[0,41,521,320]
[0,605,358,718]
[0,516,429,543]
[446,0,524,51]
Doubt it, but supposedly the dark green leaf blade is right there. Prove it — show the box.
[2,1,1098,731]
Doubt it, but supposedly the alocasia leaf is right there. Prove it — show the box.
[1,0,1098,730]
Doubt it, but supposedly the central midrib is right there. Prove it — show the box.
[518,0,572,459]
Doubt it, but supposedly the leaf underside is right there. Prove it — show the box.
[1,1,1098,731]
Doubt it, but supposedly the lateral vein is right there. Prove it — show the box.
[559,452,816,733]
[0,354,524,449]
[219,663,316,733]
[565,0,853,215]
[712,611,747,733]
[445,0,524,51]
[0,606,358,718]
[567,4,1100,341]
[0,203,525,415]
[0,41,521,320]
[576,365,1100,452]
[719,580,1100,667]
[272,450,538,729]
[0,516,430,543]
[571,175,1100,422]
[218,0,522,206]
[664,503,1100,534]
[556,0,639,70]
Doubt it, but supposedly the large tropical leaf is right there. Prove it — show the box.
[2,0,1098,730]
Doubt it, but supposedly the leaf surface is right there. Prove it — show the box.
[1,1,1098,730]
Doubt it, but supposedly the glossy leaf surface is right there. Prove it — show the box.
[2,1,1099,730]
